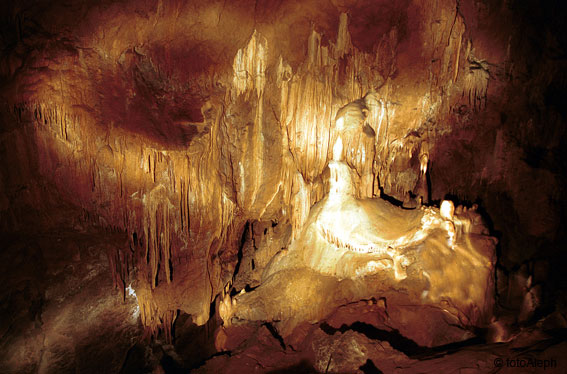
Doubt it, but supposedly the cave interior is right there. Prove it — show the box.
[1,0,567,373]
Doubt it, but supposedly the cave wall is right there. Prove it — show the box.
[1,0,565,338]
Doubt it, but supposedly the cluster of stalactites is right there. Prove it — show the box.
[273,14,402,238]
[16,100,236,338]
[107,242,133,300]
[229,30,270,215]
[277,13,403,202]
[224,12,413,243]
[6,6,475,341]
[136,284,177,343]
[143,185,174,288]
[232,30,267,99]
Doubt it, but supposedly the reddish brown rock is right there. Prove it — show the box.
[1,0,566,372]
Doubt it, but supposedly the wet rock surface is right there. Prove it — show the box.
[1,0,566,372]
[194,303,567,373]
[0,207,142,373]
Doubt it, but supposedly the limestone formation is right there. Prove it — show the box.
[1,0,565,372]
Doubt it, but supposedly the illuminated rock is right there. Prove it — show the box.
[231,157,496,341]
[440,200,455,220]
[0,0,564,371]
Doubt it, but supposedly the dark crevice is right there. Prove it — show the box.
[319,321,484,359]
[119,343,153,374]
[378,188,404,207]
[359,359,383,374]
[231,221,250,284]
[244,283,259,292]
[167,311,222,372]
[189,351,232,371]
[154,261,160,287]
[263,322,286,350]
[251,222,259,251]
[209,298,216,320]
[160,353,184,374]
[168,252,173,283]
[320,321,424,356]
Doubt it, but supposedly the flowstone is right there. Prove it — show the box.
[227,146,496,342]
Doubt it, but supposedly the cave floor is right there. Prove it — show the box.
[191,315,566,374]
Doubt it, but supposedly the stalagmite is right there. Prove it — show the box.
[0,5,539,368]
[1,1,564,372]
[219,292,233,327]
[440,200,455,220]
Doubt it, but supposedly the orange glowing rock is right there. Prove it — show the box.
[0,5,500,344]
[231,158,496,341]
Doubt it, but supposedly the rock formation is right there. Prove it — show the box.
[1,0,566,372]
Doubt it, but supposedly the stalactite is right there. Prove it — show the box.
[136,285,177,343]
[464,51,490,111]
[276,13,400,209]
[232,30,267,99]
[291,172,310,239]
[335,13,352,59]
[229,30,268,213]
[13,99,224,338]
[1,3,497,344]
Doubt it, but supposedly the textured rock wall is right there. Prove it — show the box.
[1,0,565,339]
